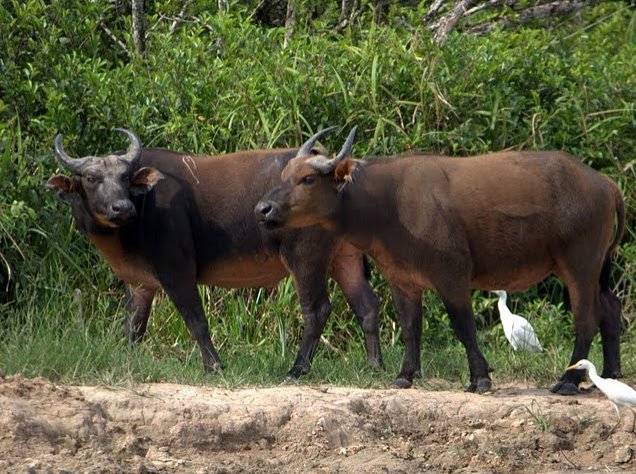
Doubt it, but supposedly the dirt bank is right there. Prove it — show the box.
[1,374,634,473]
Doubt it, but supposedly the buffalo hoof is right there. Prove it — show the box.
[392,377,413,389]
[550,380,581,395]
[204,361,224,374]
[601,370,623,379]
[286,365,308,379]
[281,375,302,385]
[465,378,492,394]
[476,378,492,394]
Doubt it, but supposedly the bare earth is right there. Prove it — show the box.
[1,374,635,473]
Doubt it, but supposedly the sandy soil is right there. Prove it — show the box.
[1,373,635,473]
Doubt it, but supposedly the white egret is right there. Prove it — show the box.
[567,359,636,432]
[492,290,543,352]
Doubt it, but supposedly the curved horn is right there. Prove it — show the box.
[296,126,338,158]
[333,125,357,162]
[307,126,358,174]
[114,128,142,163]
[54,133,89,171]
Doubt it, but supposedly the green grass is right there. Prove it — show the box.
[3,271,635,391]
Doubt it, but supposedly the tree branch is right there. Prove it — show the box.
[433,0,478,43]
[424,0,446,23]
[469,0,599,34]
[170,0,195,33]
[99,20,132,57]
[161,14,216,33]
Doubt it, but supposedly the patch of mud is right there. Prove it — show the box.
[1,374,634,473]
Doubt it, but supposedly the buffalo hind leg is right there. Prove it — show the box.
[161,281,223,374]
[551,279,598,395]
[390,285,422,389]
[599,289,622,379]
[329,246,384,371]
[439,289,491,394]
[124,284,158,343]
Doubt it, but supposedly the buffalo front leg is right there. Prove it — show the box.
[390,285,422,389]
[282,237,337,379]
[124,284,158,343]
[439,289,491,394]
[287,279,332,379]
[329,244,384,371]
[161,281,223,374]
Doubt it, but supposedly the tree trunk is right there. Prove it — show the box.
[131,0,145,55]
[284,1,297,48]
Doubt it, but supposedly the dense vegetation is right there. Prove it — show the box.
[1,1,634,387]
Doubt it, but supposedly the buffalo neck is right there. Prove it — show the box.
[334,160,400,252]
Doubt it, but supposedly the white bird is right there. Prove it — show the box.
[492,290,543,352]
[567,359,636,432]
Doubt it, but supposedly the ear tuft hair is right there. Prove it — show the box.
[130,167,165,195]
[334,159,356,186]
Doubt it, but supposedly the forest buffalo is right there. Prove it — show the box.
[256,127,625,394]
[46,128,383,376]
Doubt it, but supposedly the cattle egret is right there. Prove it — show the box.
[492,290,543,352]
[567,359,636,432]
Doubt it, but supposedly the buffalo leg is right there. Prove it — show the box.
[599,289,622,379]
[329,244,383,370]
[281,234,339,378]
[439,290,491,394]
[286,273,332,378]
[161,281,223,373]
[390,285,422,389]
[124,284,157,343]
[552,278,598,395]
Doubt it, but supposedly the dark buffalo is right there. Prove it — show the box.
[47,128,383,376]
[256,127,625,394]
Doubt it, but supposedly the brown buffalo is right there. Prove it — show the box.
[256,127,625,394]
[47,128,384,376]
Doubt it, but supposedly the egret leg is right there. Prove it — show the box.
[610,404,622,433]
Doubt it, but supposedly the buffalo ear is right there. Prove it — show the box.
[130,167,164,196]
[46,175,80,202]
[334,159,356,189]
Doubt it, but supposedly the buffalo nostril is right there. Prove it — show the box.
[256,202,273,217]
[111,200,133,215]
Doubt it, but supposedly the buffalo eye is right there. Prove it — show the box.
[300,175,316,185]
[85,174,98,184]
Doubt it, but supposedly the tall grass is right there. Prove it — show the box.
[0,2,634,388]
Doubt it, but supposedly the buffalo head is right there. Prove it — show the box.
[47,128,164,229]
[255,126,357,230]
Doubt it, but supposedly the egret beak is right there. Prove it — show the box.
[565,364,579,371]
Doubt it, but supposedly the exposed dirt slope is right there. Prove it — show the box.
[1,374,635,473]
